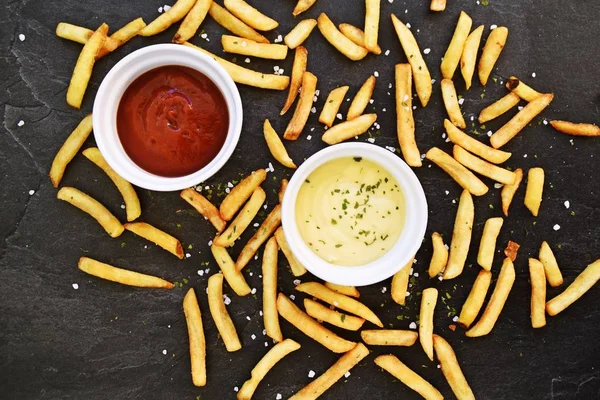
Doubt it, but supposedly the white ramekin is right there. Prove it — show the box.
[281,143,428,287]
[92,44,242,191]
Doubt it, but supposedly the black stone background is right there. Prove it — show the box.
[1,0,599,399]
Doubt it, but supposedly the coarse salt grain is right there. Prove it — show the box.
[532,72,536,78]
[208,240,213,246]
[308,370,315,378]
[162,349,167,355]
[490,24,497,30]
[251,334,256,340]
[494,183,503,189]
[367,138,375,143]
[487,131,493,137]
[553,224,561,231]
[185,253,191,258]
[246,316,251,321]
[564,200,570,209]
[423,48,431,54]
[414,272,419,277]
[234,387,239,392]
[28,190,35,195]
[251,288,257,294]
[458,98,465,105]
[18,34,25,41]
[253,222,259,227]
[336,113,342,120]
[453,316,459,322]
[293,279,301,285]
[307,135,312,140]
[405,291,410,297]
[17,120,24,127]
[198,270,204,276]
[374,71,379,77]
[381,287,387,293]
[290,294,295,300]
[163,5,171,11]
[224,295,232,305]
[409,322,417,329]
[385,49,390,56]
[276,394,282,400]
[344,372,351,378]
[311,107,316,113]
[265,342,269,347]
[406,22,411,28]
[72,283,79,290]
[369,99,374,104]
[259,310,263,316]
[200,33,208,39]
[543,119,548,125]
[244,58,251,63]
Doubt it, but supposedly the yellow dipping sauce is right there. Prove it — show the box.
[295,156,406,266]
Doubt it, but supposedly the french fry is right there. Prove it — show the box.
[317,13,368,61]
[433,335,475,400]
[238,339,301,400]
[477,217,504,270]
[425,147,489,196]
[82,148,141,222]
[278,179,288,204]
[215,187,265,247]
[444,190,474,280]
[546,260,600,316]
[322,113,377,145]
[478,93,520,124]
[466,258,515,337]
[375,356,443,400]
[441,11,472,80]
[428,232,448,278]
[395,64,421,167]
[274,227,307,276]
[124,222,183,258]
[57,187,124,238]
[264,120,296,168]
[236,205,281,270]
[550,120,600,137]
[262,237,282,342]
[524,167,544,217]
[504,240,520,262]
[283,72,318,140]
[505,76,543,102]
[221,35,287,59]
[78,257,173,288]
[224,0,278,31]
[276,294,356,353]
[444,120,511,164]
[98,18,146,58]
[180,188,226,232]
[295,282,383,327]
[362,330,418,346]
[183,288,207,386]
[539,241,563,287]
[304,299,365,331]
[56,22,94,44]
[289,343,369,399]
[49,114,93,187]
[173,0,211,43]
[429,0,446,12]
[293,0,319,17]
[207,273,242,352]
[441,79,466,128]
[284,19,317,49]
[324,282,360,298]
[66,23,107,109]
[211,244,251,296]
[391,14,432,107]
[339,23,381,55]
[529,259,547,328]
[501,168,523,216]
[458,269,492,329]
[392,257,413,305]
[364,0,380,53]
[140,0,195,36]
[281,46,308,115]
[419,288,437,361]
[460,25,484,90]
[184,42,289,89]
[319,86,349,127]
[453,145,517,185]
[347,75,376,120]
[207,2,268,43]
[490,93,554,148]
[220,169,267,220]
[478,27,508,86]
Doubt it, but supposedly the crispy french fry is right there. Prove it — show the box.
[82,148,141,222]
[283,72,318,140]
[433,335,475,400]
[317,13,368,61]
[276,293,355,353]
[395,64,421,166]
[78,257,173,288]
[262,237,282,342]
[524,167,544,217]
[477,217,503,270]
[264,120,296,168]
[98,18,146,58]
[458,269,492,329]
[466,258,515,337]
[550,120,600,137]
[295,282,383,327]
[304,299,365,331]
[460,25,483,90]
[284,19,317,49]
[324,282,360,298]
[444,190,474,280]
[211,244,251,296]
[220,169,267,220]
[215,187,265,247]
[428,232,448,278]
[278,179,288,204]
[207,2,268,43]
[445,120,511,164]
[501,168,523,216]
[289,343,369,400]
[347,75,376,120]
[173,0,211,43]
[362,330,418,346]
[539,241,563,287]
[221,35,287,59]
[478,93,521,124]
[319,86,349,127]
[364,0,380,53]
[392,257,413,305]
[238,339,300,400]
[274,227,307,276]
[293,0,319,17]
[391,14,432,106]
[453,145,517,185]
[224,0,278,31]
[207,273,242,352]
[180,188,226,232]
[478,27,508,86]
[529,258,547,328]
[429,0,446,11]
[56,22,93,44]
[426,147,489,196]
[419,288,437,361]
[441,11,472,80]
[124,222,183,259]
[505,76,543,102]
[546,260,600,316]
[339,23,381,55]
[441,79,466,129]
[376,356,443,400]
[57,187,124,238]
[236,205,281,270]
[49,114,93,187]
[140,0,195,36]
[281,46,308,115]
[183,288,207,386]
[322,113,377,145]
[66,23,107,109]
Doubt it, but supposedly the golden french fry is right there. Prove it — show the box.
[140,0,195,36]
[98,18,146,57]
[504,240,520,262]
[546,260,600,316]
[479,93,520,124]
[453,145,517,185]
[391,257,413,305]
[56,22,93,44]
[293,0,319,17]
[550,120,600,137]
[539,241,563,287]
[444,190,474,280]
[238,339,301,400]
[261,237,282,342]
[391,14,432,106]
[173,0,211,43]
[339,23,381,55]
[319,86,349,127]
[362,330,418,346]
[82,148,141,222]
[375,355,444,400]
[444,120,510,164]
[322,113,377,145]
[429,0,446,11]
[347,75,376,120]
[478,27,508,86]
[441,79,466,128]
[236,205,281,270]
[207,2,268,43]
[289,343,369,399]
[458,269,492,329]
[284,19,317,49]
[124,222,183,259]
[274,227,307,276]
[524,167,544,217]
[215,187,266,247]
[295,282,383,327]
[477,217,503,270]
[66,23,107,109]
[224,0,278,31]
[433,335,475,400]
[221,35,287,59]
[211,244,251,296]
[49,114,93,187]
[183,288,207,386]
[283,72,318,140]
[364,0,380,53]
[78,257,173,288]
[324,282,360,298]
[220,169,267,220]
[180,188,226,232]
[529,259,547,328]
[278,179,288,204]
[501,167,522,216]
[428,232,448,278]
[466,258,515,337]
[426,147,489,196]
[207,273,242,352]
[441,11,472,80]
[419,288,437,361]
[505,76,543,102]
[277,293,355,353]
[317,13,368,61]
[57,187,124,238]
[281,46,308,115]
[460,25,483,90]
[264,120,296,168]
[395,64,420,166]
[304,299,365,331]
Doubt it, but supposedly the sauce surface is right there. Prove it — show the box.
[295,157,406,266]
[117,65,229,177]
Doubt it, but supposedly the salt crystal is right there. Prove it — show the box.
[17,120,24,127]
[406,23,411,29]
[72,283,79,290]
[490,24,497,30]
[564,200,570,209]
[385,50,390,56]
[308,370,316,378]
[458,98,465,105]
[306,135,312,140]
[28,190,35,195]
[162,349,167,355]
[423,48,431,55]
[336,113,342,120]
[374,71,379,77]
[244,58,251,63]
[531,72,536,78]
[553,224,561,231]
[344,372,351,378]
[409,322,417,329]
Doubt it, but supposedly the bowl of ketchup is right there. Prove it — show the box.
[93,44,242,191]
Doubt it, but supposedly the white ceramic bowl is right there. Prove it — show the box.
[281,143,428,286]
[93,44,243,191]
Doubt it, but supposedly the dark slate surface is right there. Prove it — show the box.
[1,0,599,399]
